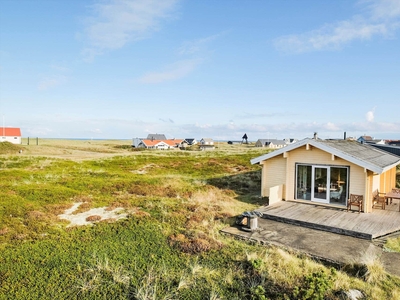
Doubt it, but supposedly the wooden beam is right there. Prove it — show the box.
[283,152,288,158]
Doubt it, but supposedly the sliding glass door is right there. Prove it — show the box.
[312,166,329,203]
[296,164,348,206]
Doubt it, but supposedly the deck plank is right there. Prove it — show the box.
[257,201,400,240]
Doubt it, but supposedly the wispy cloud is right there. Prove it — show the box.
[234,112,296,120]
[38,75,67,91]
[159,118,174,123]
[178,33,222,55]
[274,0,400,53]
[81,0,180,61]
[138,58,202,83]
[138,33,222,84]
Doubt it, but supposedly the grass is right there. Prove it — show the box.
[0,140,400,299]
[385,237,400,253]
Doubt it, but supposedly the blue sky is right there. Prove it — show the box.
[1,0,399,141]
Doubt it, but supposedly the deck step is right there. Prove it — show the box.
[261,213,372,240]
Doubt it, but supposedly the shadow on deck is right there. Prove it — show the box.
[254,201,400,240]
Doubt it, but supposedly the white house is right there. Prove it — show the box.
[199,138,215,150]
[0,127,21,144]
[255,139,288,148]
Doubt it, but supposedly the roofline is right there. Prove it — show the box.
[250,138,400,174]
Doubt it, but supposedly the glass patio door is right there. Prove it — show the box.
[312,166,329,203]
[296,164,348,206]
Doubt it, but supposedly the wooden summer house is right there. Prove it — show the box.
[251,138,400,213]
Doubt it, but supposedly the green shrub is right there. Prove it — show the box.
[293,269,335,300]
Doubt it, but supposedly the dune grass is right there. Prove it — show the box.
[1,140,399,299]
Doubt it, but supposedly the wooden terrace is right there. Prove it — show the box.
[255,201,400,240]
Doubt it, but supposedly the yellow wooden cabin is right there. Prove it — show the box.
[251,138,400,213]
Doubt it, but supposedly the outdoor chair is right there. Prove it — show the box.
[372,190,385,210]
[347,194,363,213]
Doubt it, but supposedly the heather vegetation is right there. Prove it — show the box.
[1,140,400,299]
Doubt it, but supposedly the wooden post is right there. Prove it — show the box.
[36,137,38,145]
[28,137,30,145]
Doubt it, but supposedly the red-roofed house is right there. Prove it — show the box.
[0,127,22,144]
[137,139,183,150]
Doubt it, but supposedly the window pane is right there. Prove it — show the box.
[329,167,347,205]
[297,165,311,200]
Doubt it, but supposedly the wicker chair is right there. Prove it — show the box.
[347,194,363,213]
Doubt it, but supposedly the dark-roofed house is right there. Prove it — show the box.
[255,139,287,148]
[0,127,21,144]
[251,138,400,213]
[184,138,197,146]
[147,134,167,140]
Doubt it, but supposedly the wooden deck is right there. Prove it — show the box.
[255,201,400,240]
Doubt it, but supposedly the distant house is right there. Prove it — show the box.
[255,139,287,148]
[147,134,167,140]
[137,139,183,150]
[357,135,373,143]
[387,140,400,147]
[199,138,215,150]
[166,139,184,148]
[132,137,143,148]
[0,127,21,144]
[184,138,197,146]
[138,139,170,150]
[284,138,298,144]
[358,136,386,145]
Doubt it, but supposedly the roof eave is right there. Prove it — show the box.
[250,139,310,164]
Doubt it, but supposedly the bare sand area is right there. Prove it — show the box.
[58,202,128,227]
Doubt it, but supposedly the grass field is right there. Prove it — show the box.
[1,140,400,299]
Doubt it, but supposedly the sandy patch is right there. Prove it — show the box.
[58,202,128,227]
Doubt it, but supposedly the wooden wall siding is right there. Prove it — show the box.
[372,173,380,192]
[380,167,397,193]
[261,155,286,197]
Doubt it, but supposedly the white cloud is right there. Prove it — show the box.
[82,0,180,60]
[274,0,400,53]
[365,0,400,20]
[324,122,340,131]
[38,75,67,91]
[366,107,376,122]
[178,33,222,55]
[138,58,202,83]
[89,128,103,134]
[137,33,222,83]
